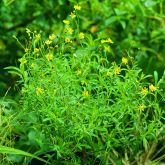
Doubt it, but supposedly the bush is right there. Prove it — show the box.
[2,6,165,164]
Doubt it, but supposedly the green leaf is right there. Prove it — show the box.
[3,0,15,6]
[120,21,126,29]
[154,71,158,85]
[144,0,157,7]
[104,16,117,26]
[143,137,148,151]
[0,145,51,164]
[4,66,23,78]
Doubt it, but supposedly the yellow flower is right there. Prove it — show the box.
[65,38,72,43]
[138,104,145,111]
[70,12,76,19]
[101,38,113,43]
[63,20,70,25]
[104,46,110,52]
[35,34,41,40]
[114,67,121,75]
[122,57,128,65]
[74,4,81,10]
[19,58,27,65]
[141,87,148,95]
[49,34,56,40]
[36,87,44,95]
[45,40,52,45]
[67,27,74,34]
[106,38,113,43]
[79,32,85,39]
[45,53,53,61]
[76,69,82,76]
[34,48,39,52]
[106,72,113,76]
[149,84,156,92]
[82,90,89,97]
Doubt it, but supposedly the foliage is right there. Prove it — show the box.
[0,0,70,96]
[1,6,165,164]
[0,1,165,164]
[0,0,165,96]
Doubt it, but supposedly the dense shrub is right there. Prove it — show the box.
[0,1,165,164]
[1,7,165,163]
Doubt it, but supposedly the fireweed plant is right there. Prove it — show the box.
[4,4,165,164]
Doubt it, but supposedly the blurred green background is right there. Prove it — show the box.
[0,0,165,96]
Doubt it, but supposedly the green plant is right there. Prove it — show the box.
[1,0,165,97]
[0,96,19,164]
[3,4,164,164]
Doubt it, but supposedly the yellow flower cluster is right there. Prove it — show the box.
[69,4,81,20]
[141,84,156,95]
[101,38,113,44]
